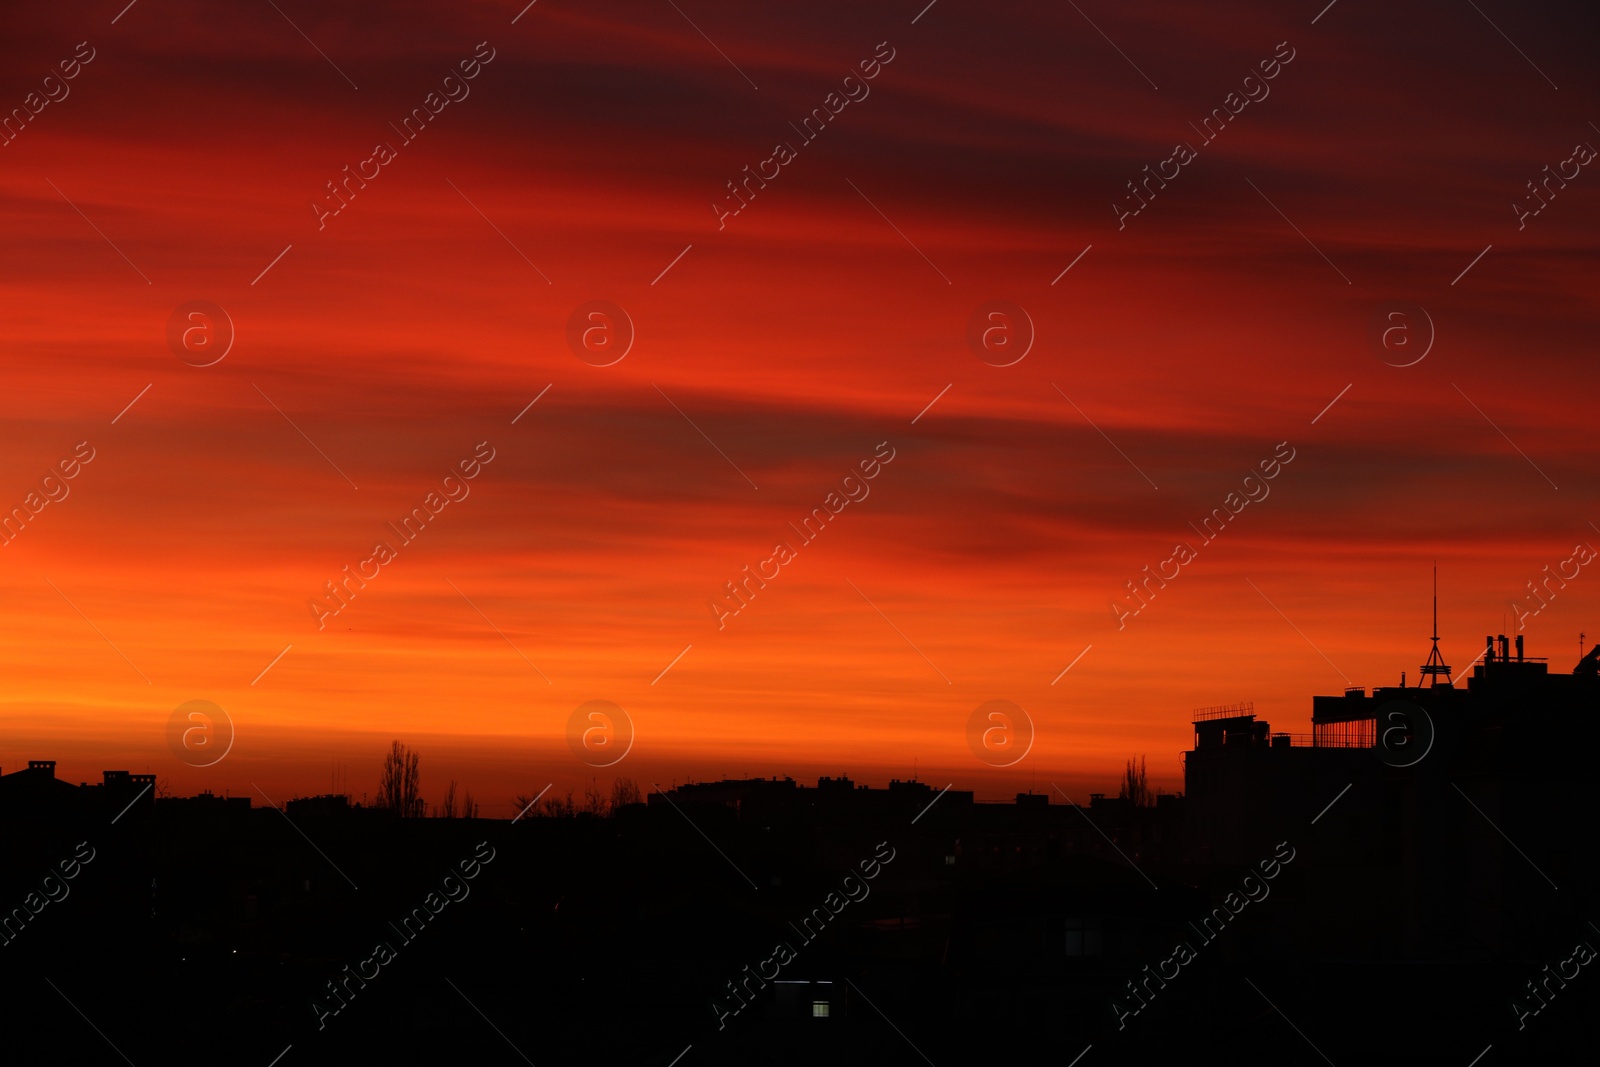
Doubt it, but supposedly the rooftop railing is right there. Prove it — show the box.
[1192,701,1255,722]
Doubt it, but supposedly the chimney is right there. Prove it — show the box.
[1486,635,1495,664]
[1498,634,1510,661]
[28,760,56,777]
[1516,634,1524,662]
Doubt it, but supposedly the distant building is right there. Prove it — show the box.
[153,789,251,813]
[0,760,155,821]
[1182,631,1600,959]
[649,776,975,824]
[285,794,350,818]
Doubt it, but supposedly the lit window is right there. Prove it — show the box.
[944,855,956,866]
[812,1000,830,1018]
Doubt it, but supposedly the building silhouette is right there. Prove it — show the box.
[2,625,1597,1062]
[1182,631,1600,962]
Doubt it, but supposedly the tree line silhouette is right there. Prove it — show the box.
[377,738,641,818]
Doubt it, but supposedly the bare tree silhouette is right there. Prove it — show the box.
[379,740,422,817]
[583,777,607,816]
[435,779,458,818]
[609,777,642,810]
[1118,755,1153,808]
[512,788,575,818]
[508,783,644,819]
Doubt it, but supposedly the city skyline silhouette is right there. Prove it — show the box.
[4,0,1599,1063]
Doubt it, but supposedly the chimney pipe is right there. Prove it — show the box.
[1498,634,1510,661]
[1486,634,1495,664]
[1516,634,1524,662]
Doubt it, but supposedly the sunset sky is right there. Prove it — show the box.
[2,0,1597,809]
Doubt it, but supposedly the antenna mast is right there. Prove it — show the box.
[1420,563,1452,687]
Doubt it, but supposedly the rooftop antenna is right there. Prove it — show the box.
[1420,563,1452,687]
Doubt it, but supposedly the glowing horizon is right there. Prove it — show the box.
[2,0,1597,812]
